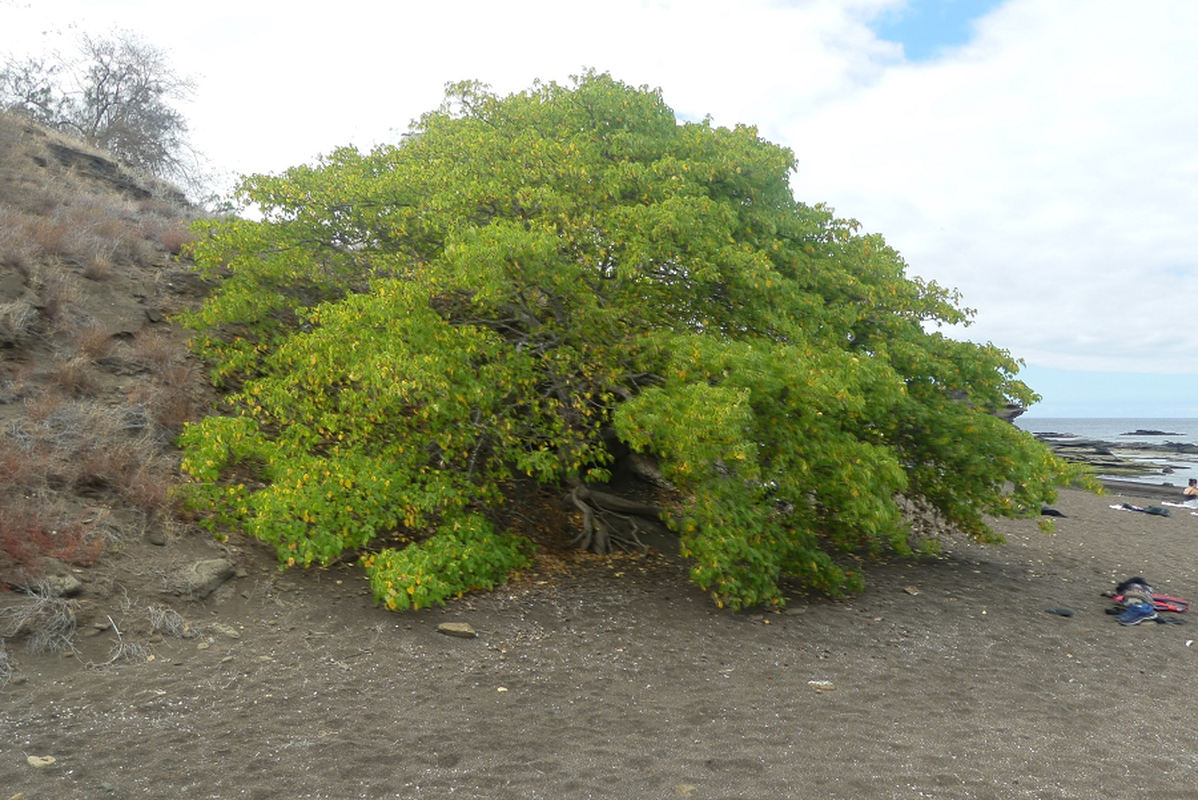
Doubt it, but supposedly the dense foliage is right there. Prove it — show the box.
[180,73,1079,609]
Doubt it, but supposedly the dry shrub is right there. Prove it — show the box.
[48,355,101,395]
[74,438,174,515]
[82,244,116,280]
[0,236,40,273]
[138,212,195,256]
[126,360,203,430]
[51,198,143,266]
[131,236,160,266]
[132,328,180,369]
[26,215,74,257]
[4,400,168,504]
[147,604,197,639]
[0,205,42,271]
[0,445,22,485]
[76,438,141,490]
[21,390,63,421]
[99,638,150,666]
[119,456,176,513]
[0,582,78,654]
[73,195,138,234]
[34,266,78,326]
[0,638,11,686]
[58,226,99,264]
[0,296,38,346]
[7,193,145,276]
[138,198,175,216]
[0,436,53,487]
[0,496,110,573]
[157,223,195,255]
[72,320,116,359]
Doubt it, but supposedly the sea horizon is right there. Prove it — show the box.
[1013,416,1198,446]
[1014,416,1198,486]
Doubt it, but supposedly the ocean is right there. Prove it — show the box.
[1013,417,1198,485]
[1013,417,1198,446]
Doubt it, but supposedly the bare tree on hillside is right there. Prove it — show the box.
[1,29,202,192]
[0,55,66,126]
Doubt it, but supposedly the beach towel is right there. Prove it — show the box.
[1109,503,1171,516]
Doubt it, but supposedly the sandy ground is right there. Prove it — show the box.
[4,483,1198,800]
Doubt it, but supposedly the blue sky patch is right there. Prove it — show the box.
[870,0,1007,61]
[1017,365,1198,418]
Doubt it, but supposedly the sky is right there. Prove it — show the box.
[2,0,1196,417]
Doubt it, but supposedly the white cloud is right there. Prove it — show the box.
[3,0,1195,381]
[787,0,1198,373]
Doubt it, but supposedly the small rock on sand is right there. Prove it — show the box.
[438,622,477,639]
[162,559,235,600]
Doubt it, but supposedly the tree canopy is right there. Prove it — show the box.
[180,73,1081,610]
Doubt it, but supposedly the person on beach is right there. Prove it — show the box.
[1185,479,1198,505]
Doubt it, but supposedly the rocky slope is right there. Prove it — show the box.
[1,111,227,662]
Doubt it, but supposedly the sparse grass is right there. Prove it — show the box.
[82,246,116,280]
[2,399,178,519]
[126,360,204,430]
[0,109,208,620]
[32,265,78,328]
[72,320,116,359]
[0,495,111,580]
[20,389,63,421]
[132,328,182,373]
[48,354,101,395]
[0,637,11,685]
[0,296,38,346]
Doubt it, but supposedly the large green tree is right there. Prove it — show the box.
[181,73,1079,610]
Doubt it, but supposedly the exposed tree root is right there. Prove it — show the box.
[568,485,671,555]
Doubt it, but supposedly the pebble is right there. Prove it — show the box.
[210,623,242,639]
[438,622,478,639]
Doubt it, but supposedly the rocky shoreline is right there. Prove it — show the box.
[1027,430,1198,499]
